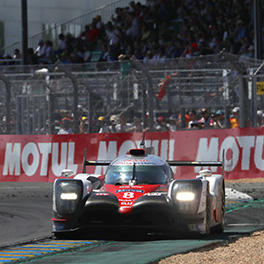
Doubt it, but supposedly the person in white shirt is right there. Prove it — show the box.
[115,114,133,133]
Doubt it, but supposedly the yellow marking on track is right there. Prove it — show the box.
[41,242,84,245]
[20,245,64,248]
[11,247,60,251]
[0,257,21,260]
[0,254,35,257]
[0,240,98,264]
[0,251,42,254]
[56,240,98,242]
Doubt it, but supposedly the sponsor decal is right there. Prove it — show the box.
[2,128,264,181]
[120,201,133,206]
[116,189,144,193]
[195,135,264,173]
[144,192,162,196]
[95,193,109,196]
[115,160,150,165]
[3,142,77,177]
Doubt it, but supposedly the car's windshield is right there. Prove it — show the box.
[105,164,167,185]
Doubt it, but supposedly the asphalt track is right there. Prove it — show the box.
[0,182,264,264]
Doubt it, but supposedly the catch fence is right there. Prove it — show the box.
[0,53,263,135]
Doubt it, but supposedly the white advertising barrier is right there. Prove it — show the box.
[1,128,264,182]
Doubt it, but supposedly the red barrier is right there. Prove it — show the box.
[1,128,264,182]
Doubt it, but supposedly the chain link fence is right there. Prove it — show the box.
[0,53,263,135]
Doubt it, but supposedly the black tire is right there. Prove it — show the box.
[54,232,69,240]
[53,231,78,240]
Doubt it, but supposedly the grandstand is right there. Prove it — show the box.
[0,0,257,63]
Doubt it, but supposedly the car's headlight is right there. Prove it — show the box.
[54,179,83,215]
[60,192,78,200]
[176,191,195,201]
[169,180,202,213]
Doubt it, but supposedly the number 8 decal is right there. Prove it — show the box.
[123,192,134,198]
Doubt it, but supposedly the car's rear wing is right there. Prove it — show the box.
[82,148,224,173]
[82,149,111,173]
[167,160,224,177]
[167,150,225,175]
[167,161,223,167]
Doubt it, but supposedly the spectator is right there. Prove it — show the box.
[168,115,178,131]
[44,40,56,63]
[198,108,214,128]
[125,11,140,45]
[127,113,143,132]
[214,109,225,128]
[27,48,38,64]
[97,116,111,133]
[38,40,55,64]
[57,33,67,56]
[230,107,240,128]
[155,116,169,131]
[188,110,201,129]
[105,21,121,61]
[257,110,264,127]
[79,117,89,134]
[94,15,104,36]
[115,114,133,132]
[109,115,118,133]
[80,24,91,42]
[35,39,46,58]
[87,20,100,49]
[140,22,154,43]
[13,48,22,60]
[58,117,73,134]
[177,112,190,128]
[143,49,155,64]
[83,43,92,62]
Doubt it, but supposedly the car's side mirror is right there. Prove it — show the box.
[87,175,103,189]
[61,169,74,178]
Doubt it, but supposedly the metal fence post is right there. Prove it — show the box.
[130,57,154,130]
[47,88,55,134]
[180,108,186,129]
[15,96,22,134]
[56,67,79,134]
[0,75,11,134]
[224,105,231,128]
[88,91,93,133]
[142,84,147,129]
[239,75,250,128]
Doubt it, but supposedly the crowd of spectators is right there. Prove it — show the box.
[0,0,258,134]
[55,105,255,135]
[0,0,255,66]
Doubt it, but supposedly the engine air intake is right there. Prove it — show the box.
[129,149,146,156]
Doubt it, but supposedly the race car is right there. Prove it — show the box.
[52,147,225,238]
